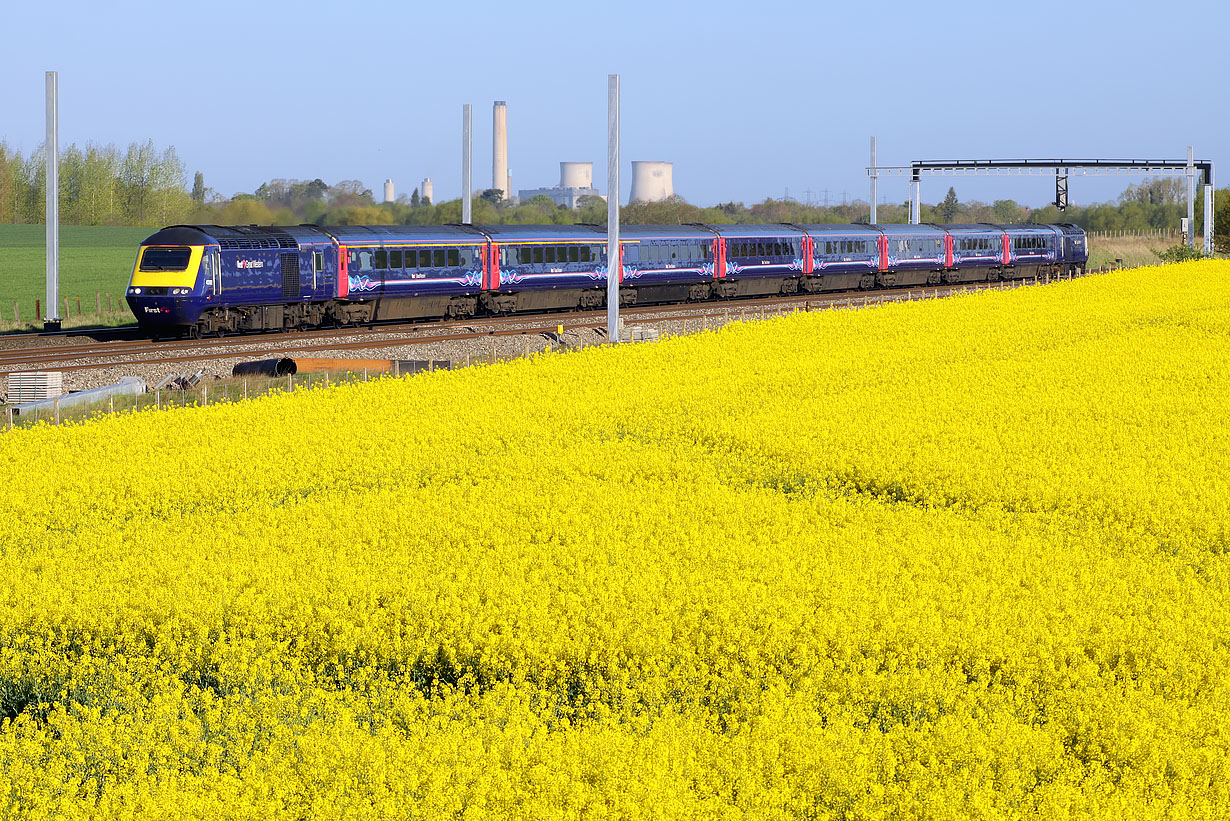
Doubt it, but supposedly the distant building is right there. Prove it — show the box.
[383,179,395,203]
[421,177,434,204]
[519,162,605,210]
[629,162,673,203]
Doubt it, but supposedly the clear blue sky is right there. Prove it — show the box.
[1,0,1223,208]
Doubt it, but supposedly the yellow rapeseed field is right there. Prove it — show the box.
[2,261,1229,819]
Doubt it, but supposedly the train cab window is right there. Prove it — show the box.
[140,246,192,271]
[580,245,592,263]
[313,251,324,272]
[389,249,403,268]
[568,246,579,263]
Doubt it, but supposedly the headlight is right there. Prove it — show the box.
[130,287,141,295]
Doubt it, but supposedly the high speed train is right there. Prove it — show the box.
[125,221,1088,337]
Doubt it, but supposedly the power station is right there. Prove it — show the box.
[629,161,674,203]
[518,162,606,209]
[392,100,679,206]
[493,101,510,200]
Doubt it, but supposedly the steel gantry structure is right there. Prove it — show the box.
[866,138,1215,254]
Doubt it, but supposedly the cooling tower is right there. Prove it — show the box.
[560,162,593,189]
[421,177,433,204]
[493,101,509,200]
[383,179,395,203]
[629,161,674,203]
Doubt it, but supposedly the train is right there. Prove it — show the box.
[125,222,1088,337]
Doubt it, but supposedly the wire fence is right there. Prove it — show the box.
[1,292,130,331]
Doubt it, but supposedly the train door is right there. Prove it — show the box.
[204,248,221,296]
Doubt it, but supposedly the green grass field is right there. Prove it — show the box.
[0,225,149,330]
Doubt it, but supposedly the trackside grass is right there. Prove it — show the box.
[0,225,146,329]
[1,261,1229,817]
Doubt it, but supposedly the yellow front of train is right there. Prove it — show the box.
[125,226,214,332]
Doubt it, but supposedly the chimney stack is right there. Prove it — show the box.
[493,101,509,200]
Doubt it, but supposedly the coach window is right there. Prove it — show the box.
[528,247,540,264]
[389,249,403,269]
[623,245,638,263]
[405,248,418,268]
[429,249,442,268]
[446,249,459,267]
[568,245,579,263]
[579,245,592,263]
[458,247,472,266]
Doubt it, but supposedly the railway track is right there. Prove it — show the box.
[0,279,1039,375]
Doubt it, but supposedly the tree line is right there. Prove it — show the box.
[0,140,1225,251]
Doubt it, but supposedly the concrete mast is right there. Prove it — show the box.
[869,136,877,225]
[1187,146,1196,249]
[607,75,620,344]
[45,71,60,330]
[462,104,472,224]
[1204,166,1215,255]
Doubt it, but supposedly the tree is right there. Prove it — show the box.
[192,171,206,204]
[939,187,959,222]
[479,188,504,204]
[410,188,420,208]
[992,199,1022,223]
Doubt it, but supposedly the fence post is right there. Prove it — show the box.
[244,380,248,400]
[63,297,69,319]
[96,293,101,315]
[36,299,41,321]
[54,396,60,425]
